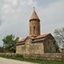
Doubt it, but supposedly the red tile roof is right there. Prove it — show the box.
[18,38,25,43]
[35,34,49,39]
[18,33,50,43]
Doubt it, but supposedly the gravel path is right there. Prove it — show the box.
[0,57,37,64]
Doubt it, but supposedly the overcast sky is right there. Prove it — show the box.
[0,0,64,46]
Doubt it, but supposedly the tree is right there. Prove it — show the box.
[2,34,19,53]
[54,27,64,48]
[0,46,4,52]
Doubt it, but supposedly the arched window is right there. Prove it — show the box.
[30,26,31,34]
[33,26,35,34]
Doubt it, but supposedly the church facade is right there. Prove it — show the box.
[16,9,59,55]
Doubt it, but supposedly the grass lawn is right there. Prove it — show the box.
[0,54,64,64]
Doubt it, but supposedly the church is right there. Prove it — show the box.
[16,8,59,55]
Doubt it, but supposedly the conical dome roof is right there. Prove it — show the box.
[30,9,40,21]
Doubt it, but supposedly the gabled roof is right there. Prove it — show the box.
[35,34,49,39]
[18,36,32,43]
[18,38,25,43]
[17,33,51,44]
[30,9,40,21]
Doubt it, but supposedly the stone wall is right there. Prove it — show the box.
[44,40,57,53]
[29,42,44,54]
[16,42,44,55]
[16,45,26,55]
[29,19,40,36]
[24,53,64,60]
[44,35,59,53]
[0,53,64,60]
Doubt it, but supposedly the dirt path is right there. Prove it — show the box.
[0,57,37,64]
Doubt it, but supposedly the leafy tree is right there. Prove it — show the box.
[54,27,64,48]
[0,46,4,52]
[2,34,19,53]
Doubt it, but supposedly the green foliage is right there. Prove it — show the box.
[0,47,4,52]
[2,34,19,53]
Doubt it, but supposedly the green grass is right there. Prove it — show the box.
[0,54,64,64]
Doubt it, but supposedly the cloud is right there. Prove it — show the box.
[37,0,60,7]
[38,0,64,34]
[0,0,64,46]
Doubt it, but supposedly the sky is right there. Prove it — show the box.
[0,0,64,46]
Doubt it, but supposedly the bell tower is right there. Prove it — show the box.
[29,8,40,37]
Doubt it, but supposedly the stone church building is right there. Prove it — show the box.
[16,9,59,55]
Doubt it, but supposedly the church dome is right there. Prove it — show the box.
[30,9,40,21]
